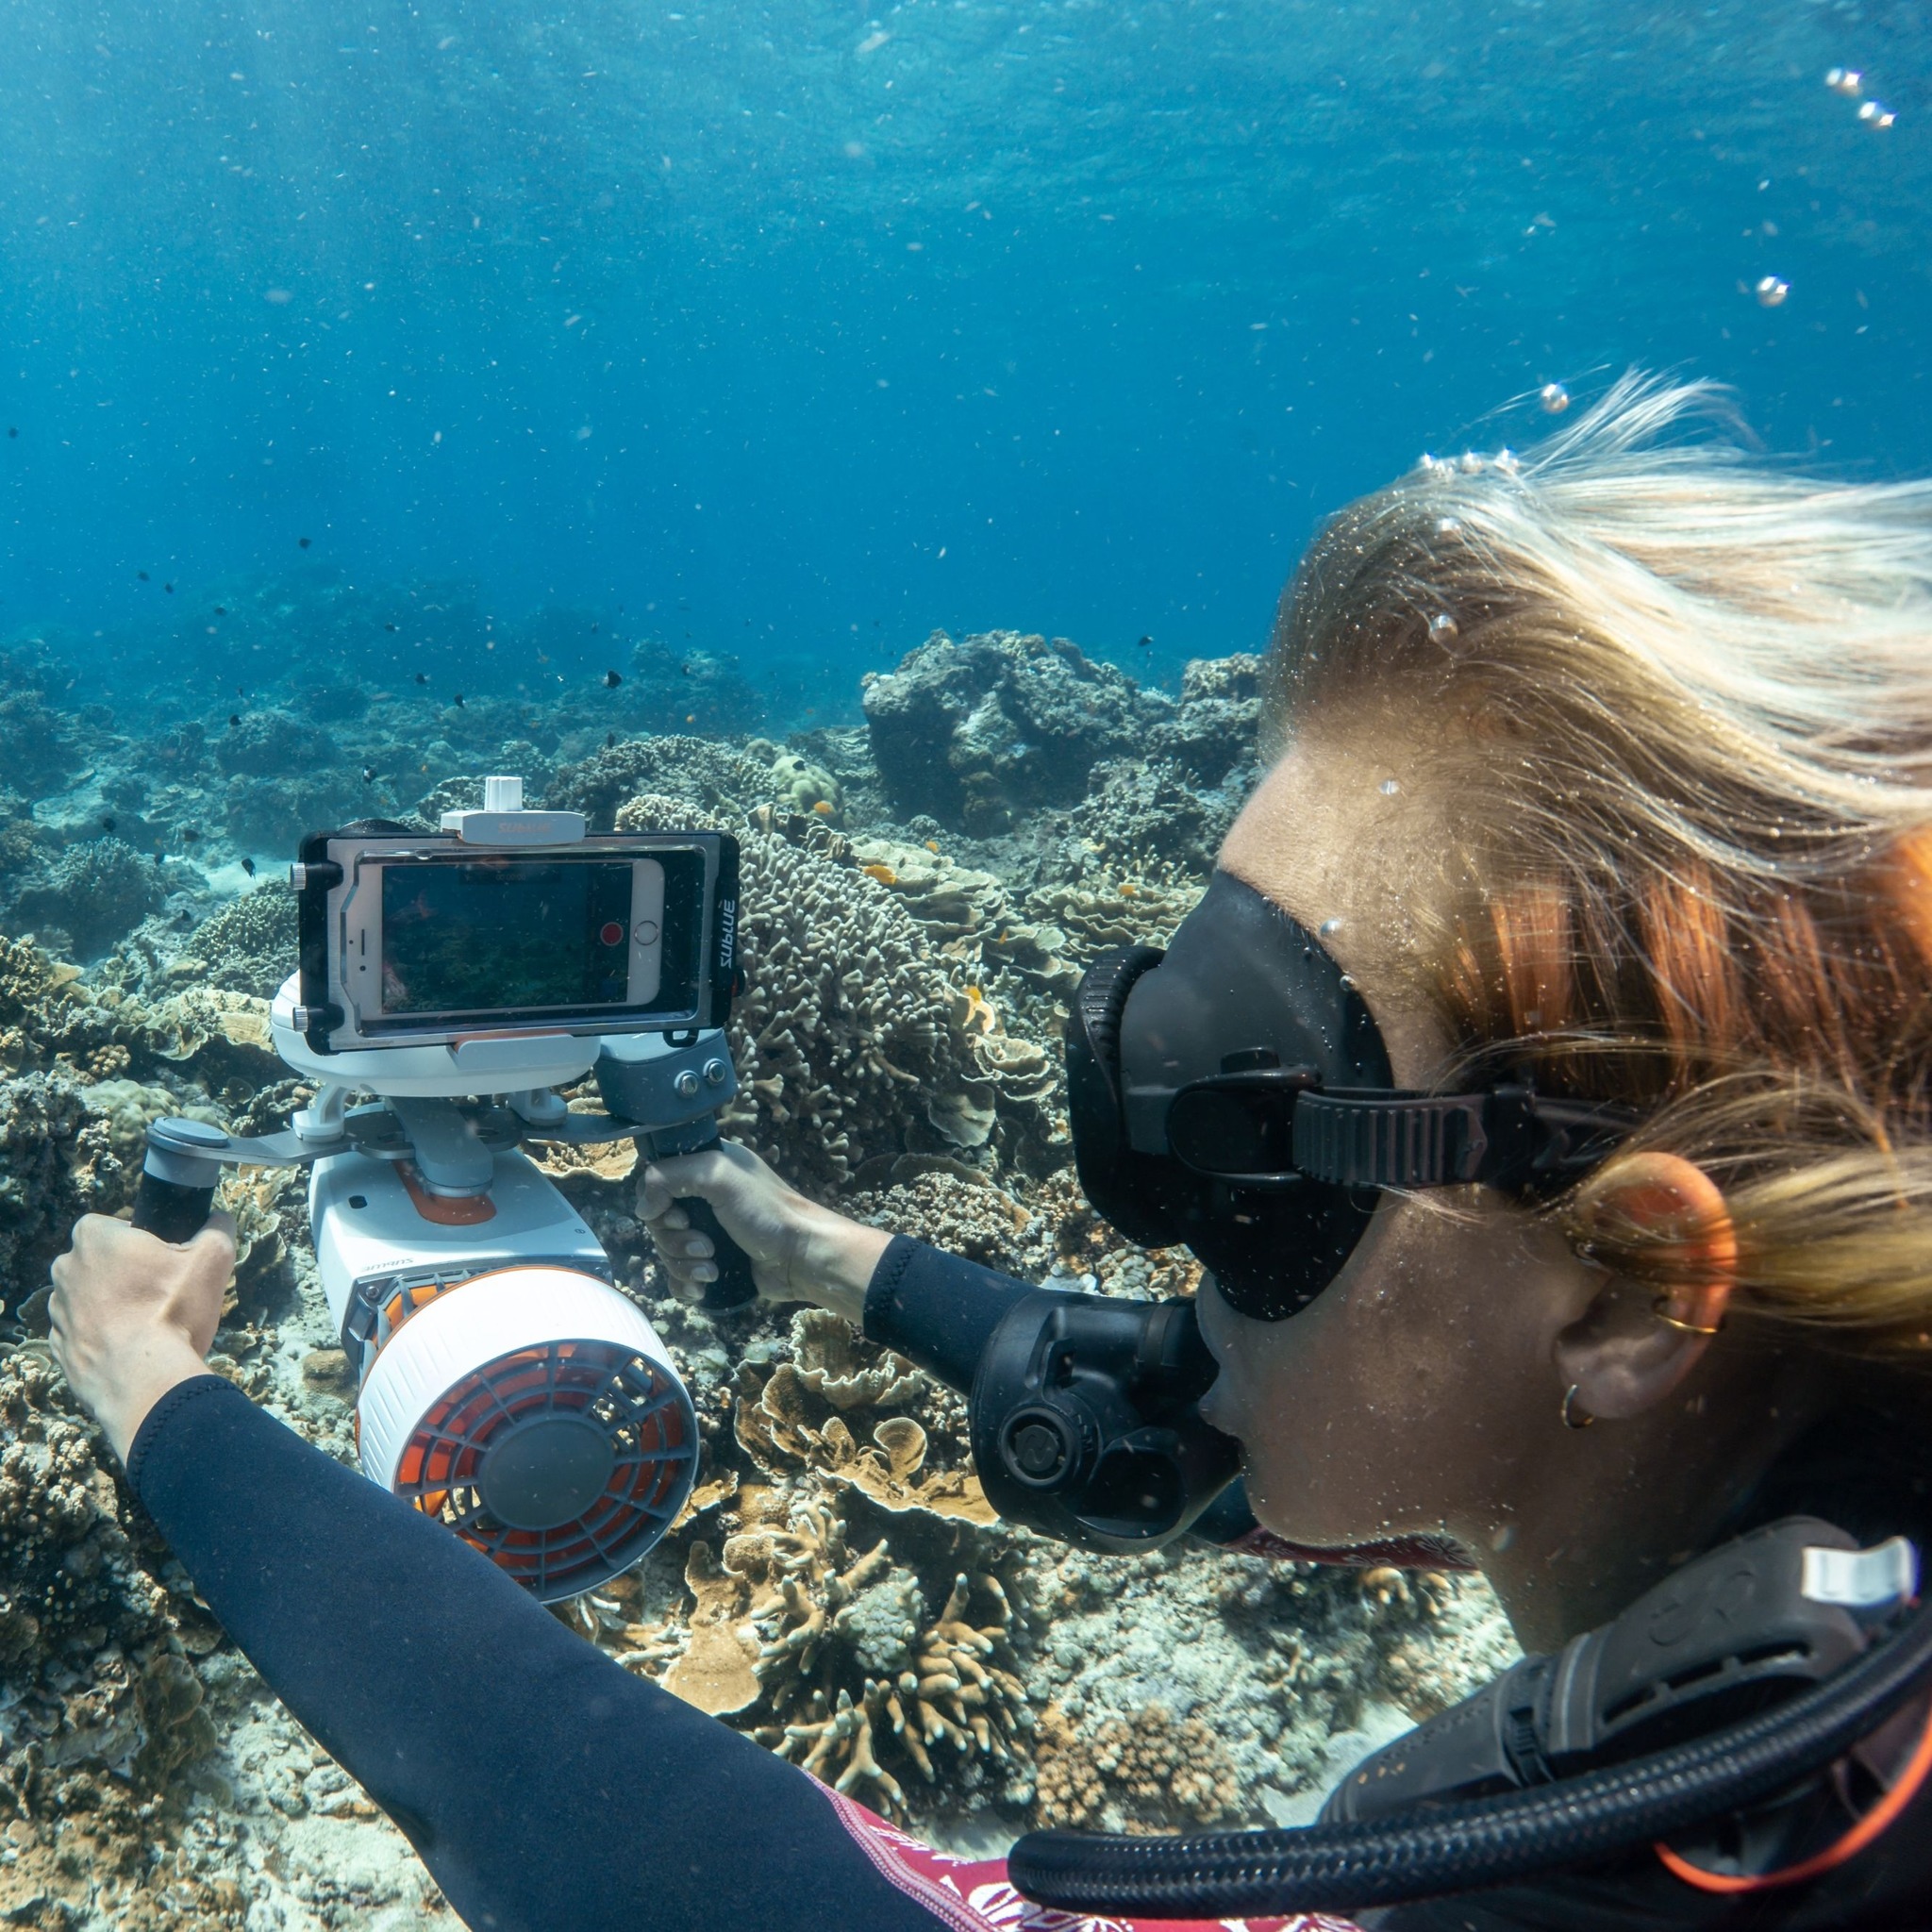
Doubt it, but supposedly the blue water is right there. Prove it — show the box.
[2,0,1928,715]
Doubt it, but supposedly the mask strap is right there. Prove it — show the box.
[1292,1085,1637,1192]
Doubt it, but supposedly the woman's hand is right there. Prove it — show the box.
[49,1212,237,1463]
[638,1142,890,1324]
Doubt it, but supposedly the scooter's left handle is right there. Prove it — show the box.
[129,1120,232,1243]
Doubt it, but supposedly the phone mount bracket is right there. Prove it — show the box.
[439,774,587,846]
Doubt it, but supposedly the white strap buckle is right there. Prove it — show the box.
[1802,1536,1919,1610]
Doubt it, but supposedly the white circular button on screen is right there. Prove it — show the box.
[632,920,660,946]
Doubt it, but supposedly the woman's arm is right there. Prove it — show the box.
[126,1374,947,1932]
[49,1213,944,1932]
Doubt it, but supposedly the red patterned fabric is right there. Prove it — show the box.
[825,1791,1364,1932]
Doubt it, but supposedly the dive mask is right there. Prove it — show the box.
[1066,871,1636,1321]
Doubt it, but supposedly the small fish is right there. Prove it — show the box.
[228,713,241,727]
[385,622,397,632]
[680,663,693,675]
[924,839,940,854]
[591,623,599,633]
[860,862,897,886]
[603,669,623,688]
[213,606,226,616]
[5,427,14,438]
[605,731,617,748]
[361,766,376,784]
[100,815,116,833]
[138,571,149,581]
[241,856,257,876]
[153,850,165,867]
[180,826,199,843]
[414,671,429,684]
[1137,634,1154,648]
[298,536,311,549]
[164,582,175,593]
[452,692,465,708]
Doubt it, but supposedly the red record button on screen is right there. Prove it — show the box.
[598,921,625,946]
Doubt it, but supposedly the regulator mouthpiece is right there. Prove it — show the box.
[356,1267,698,1602]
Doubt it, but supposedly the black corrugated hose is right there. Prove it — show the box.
[1008,1593,1932,1919]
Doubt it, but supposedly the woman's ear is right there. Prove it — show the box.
[1552,1153,1737,1425]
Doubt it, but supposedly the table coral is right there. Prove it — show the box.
[790,1307,922,1411]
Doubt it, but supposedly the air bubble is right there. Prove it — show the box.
[1435,516,1461,536]
[1339,974,1357,991]
[1539,382,1570,414]
[1319,917,1343,938]
[1378,777,1401,796]
[1756,275,1790,308]
[1428,611,1460,644]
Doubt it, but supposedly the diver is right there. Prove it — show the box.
[46,375,1932,1929]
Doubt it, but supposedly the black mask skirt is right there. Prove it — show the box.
[1065,870,1635,1321]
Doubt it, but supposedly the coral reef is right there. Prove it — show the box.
[184,884,300,1000]
[614,799,1023,1185]
[861,629,1172,833]
[1033,1702,1243,1831]
[7,837,168,962]
[548,735,773,828]
[0,613,1526,1915]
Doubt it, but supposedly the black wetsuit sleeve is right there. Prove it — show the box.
[862,1233,1034,1394]
[127,1374,947,1932]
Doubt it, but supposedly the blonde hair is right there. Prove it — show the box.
[1269,373,1932,1356]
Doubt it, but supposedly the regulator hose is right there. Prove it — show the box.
[1008,1592,1932,1919]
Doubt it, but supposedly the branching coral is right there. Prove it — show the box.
[547,735,772,828]
[728,1498,1028,1816]
[0,1074,115,1322]
[1032,1702,1243,1831]
[846,1169,1052,1280]
[0,1350,210,1803]
[6,837,168,962]
[187,882,299,999]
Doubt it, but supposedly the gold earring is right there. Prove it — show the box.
[1560,1383,1595,1430]
[1652,1295,1723,1338]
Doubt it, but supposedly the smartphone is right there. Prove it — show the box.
[292,825,740,1054]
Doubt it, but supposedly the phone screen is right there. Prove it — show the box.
[377,858,665,1017]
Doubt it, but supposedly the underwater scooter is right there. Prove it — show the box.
[130,778,762,1603]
